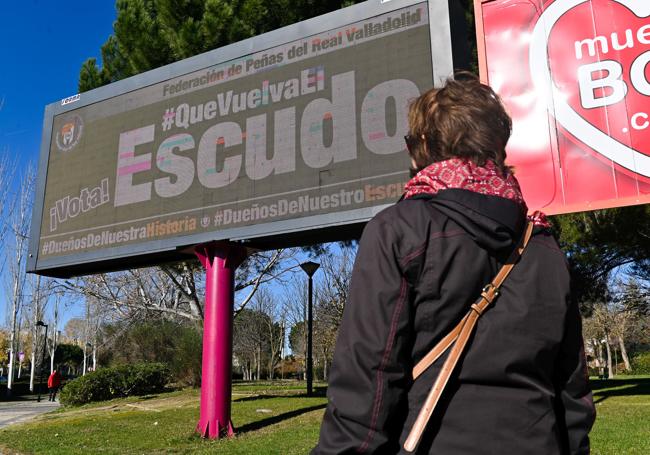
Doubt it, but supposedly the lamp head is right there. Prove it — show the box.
[300,261,320,277]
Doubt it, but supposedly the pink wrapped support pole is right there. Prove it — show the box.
[195,242,247,439]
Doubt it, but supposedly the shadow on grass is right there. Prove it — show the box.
[234,387,328,402]
[590,377,650,404]
[236,403,326,434]
[0,395,39,403]
[235,394,298,402]
[0,390,50,403]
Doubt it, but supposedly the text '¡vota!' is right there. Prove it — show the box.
[49,178,109,232]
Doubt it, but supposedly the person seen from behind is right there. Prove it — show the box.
[48,368,63,402]
[312,73,595,454]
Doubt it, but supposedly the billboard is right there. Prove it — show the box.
[475,0,650,214]
[29,0,457,276]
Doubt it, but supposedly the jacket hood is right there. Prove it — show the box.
[425,188,527,254]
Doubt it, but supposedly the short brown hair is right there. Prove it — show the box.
[407,73,512,173]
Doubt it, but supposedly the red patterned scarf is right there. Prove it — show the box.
[403,158,550,228]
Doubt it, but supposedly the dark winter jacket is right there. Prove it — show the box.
[312,189,595,454]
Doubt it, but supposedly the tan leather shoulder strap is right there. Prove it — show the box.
[411,221,534,380]
[404,221,534,452]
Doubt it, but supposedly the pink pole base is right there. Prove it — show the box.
[195,241,247,439]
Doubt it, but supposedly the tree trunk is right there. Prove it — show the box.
[83,345,87,376]
[29,353,35,392]
[30,275,42,393]
[605,338,614,378]
[618,336,632,371]
[6,285,20,394]
[594,339,604,374]
[323,359,327,381]
[7,351,15,394]
[50,294,61,374]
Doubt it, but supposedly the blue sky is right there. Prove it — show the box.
[0,2,332,337]
[0,2,117,327]
[0,1,116,166]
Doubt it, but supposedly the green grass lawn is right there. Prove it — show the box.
[0,382,327,455]
[0,377,648,454]
[590,375,650,455]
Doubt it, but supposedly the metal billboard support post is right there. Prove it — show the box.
[195,242,247,439]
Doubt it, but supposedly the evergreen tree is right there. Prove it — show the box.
[79,0,365,92]
[552,205,650,312]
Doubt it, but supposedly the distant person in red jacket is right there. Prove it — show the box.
[48,369,63,402]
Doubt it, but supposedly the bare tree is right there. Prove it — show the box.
[0,150,18,275]
[28,275,43,392]
[5,164,34,395]
[64,318,86,345]
[81,296,103,375]
[233,308,266,380]
[253,288,283,379]
[318,245,355,323]
[313,244,356,379]
[64,267,200,325]
[48,292,63,374]
[61,248,296,328]
[608,309,633,372]
[584,301,628,378]
[284,277,309,379]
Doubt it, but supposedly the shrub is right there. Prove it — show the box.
[171,327,203,387]
[100,321,202,387]
[631,352,650,375]
[59,362,170,406]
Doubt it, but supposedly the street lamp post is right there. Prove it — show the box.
[300,261,320,396]
[36,321,48,403]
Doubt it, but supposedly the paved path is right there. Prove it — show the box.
[0,397,60,429]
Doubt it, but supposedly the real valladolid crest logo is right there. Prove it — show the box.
[55,115,83,152]
[530,0,650,179]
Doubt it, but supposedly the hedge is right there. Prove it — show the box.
[631,352,650,375]
[59,362,170,406]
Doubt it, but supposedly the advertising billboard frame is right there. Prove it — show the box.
[28,0,457,277]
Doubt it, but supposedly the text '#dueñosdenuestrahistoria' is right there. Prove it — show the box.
[41,181,405,256]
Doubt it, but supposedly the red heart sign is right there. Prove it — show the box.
[478,0,650,214]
